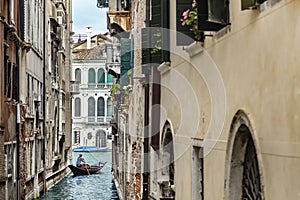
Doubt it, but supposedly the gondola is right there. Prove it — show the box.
[68,162,107,176]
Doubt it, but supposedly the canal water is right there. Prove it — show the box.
[40,152,119,200]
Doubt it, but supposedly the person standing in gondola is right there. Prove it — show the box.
[76,154,85,167]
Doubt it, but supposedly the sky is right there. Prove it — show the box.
[72,0,109,35]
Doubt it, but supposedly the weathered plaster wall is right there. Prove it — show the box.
[162,0,300,199]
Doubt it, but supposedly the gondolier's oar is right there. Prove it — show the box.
[87,167,90,175]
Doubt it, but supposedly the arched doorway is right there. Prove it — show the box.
[226,111,264,200]
[96,130,107,148]
[159,122,175,198]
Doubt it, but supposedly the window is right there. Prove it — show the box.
[97,69,105,83]
[75,98,81,116]
[74,131,80,144]
[107,74,113,83]
[241,0,266,10]
[192,145,204,200]
[197,0,230,32]
[88,68,96,84]
[75,68,81,83]
[88,97,95,116]
[120,38,132,85]
[96,131,107,147]
[176,0,195,45]
[97,97,105,116]
[107,97,113,116]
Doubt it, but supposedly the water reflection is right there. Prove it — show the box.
[40,152,119,200]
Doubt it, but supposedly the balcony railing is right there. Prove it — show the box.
[88,116,95,122]
[70,82,79,94]
[97,116,105,122]
[87,83,113,89]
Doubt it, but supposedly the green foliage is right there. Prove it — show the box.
[181,0,200,40]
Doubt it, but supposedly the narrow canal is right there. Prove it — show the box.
[41,152,119,200]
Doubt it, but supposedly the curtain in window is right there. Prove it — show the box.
[88,68,96,83]
[98,69,105,83]
[97,97,105,116]
[75,98,81,116]
[75,68,81,83]
[88,97,95,116]
[107,74,113,83]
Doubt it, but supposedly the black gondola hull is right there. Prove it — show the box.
[68,165,101,176]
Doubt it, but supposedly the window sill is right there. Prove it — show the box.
[183,41,203,57]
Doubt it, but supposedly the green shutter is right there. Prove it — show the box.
[176,0,195,45]
[241,0,266,10]
[150,0,170,62]
[142,28,151,75]
[120,38,132,86]
[198,0,229,32]
[150,0,162,64]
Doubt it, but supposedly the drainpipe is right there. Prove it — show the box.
[142,0,150,199]
[42,0,46,194]
[16,45,21,200]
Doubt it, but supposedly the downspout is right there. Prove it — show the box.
[16,0,24,198]
[16,42,21,200]
[42,0,47,194]
[142,0,150,199]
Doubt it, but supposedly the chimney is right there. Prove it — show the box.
[86,26,92,49]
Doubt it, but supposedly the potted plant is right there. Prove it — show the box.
[181,0,201,40]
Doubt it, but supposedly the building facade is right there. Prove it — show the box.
[0,0,72,199]
[71,29,114,151]
[110,0,300,199]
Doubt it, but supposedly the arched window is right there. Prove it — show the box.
[160,122,175,198]
[98,68,105,83]
[107,73,113,83]
[75,68,81,83]
[97,97,105,116]
[88,97,95,116]
[107,97,112,116]
[88,68,96,84]
[227,111,263,200]
[74,98,81,116]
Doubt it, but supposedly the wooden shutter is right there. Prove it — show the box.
[18,0,25,40]
[241,0,266,10]
[150,0,170,62]
[176,0,195,46]
[13,64,19,100]
[150,0,162,64]
[120,38,132,85]
[141,28,151,75]
[198,0,229,32]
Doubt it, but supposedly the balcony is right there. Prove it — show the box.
[70,82,80,94]
[87,83,113,89]
[97,116,105,122]
[88,116,95,122]
[107,11,131,35]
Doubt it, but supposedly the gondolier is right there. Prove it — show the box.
[76,154,85,167]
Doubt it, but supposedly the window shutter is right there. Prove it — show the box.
[161,0,170,62]
[198,0,229,32]
[176,0,195,46]
[141,28,151,75]
[13,64,19,100]
[150,0,170,62]
[18,0,25,40]
[241,0,266,10]
[120,38,132,85]
[150,0,162,64]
